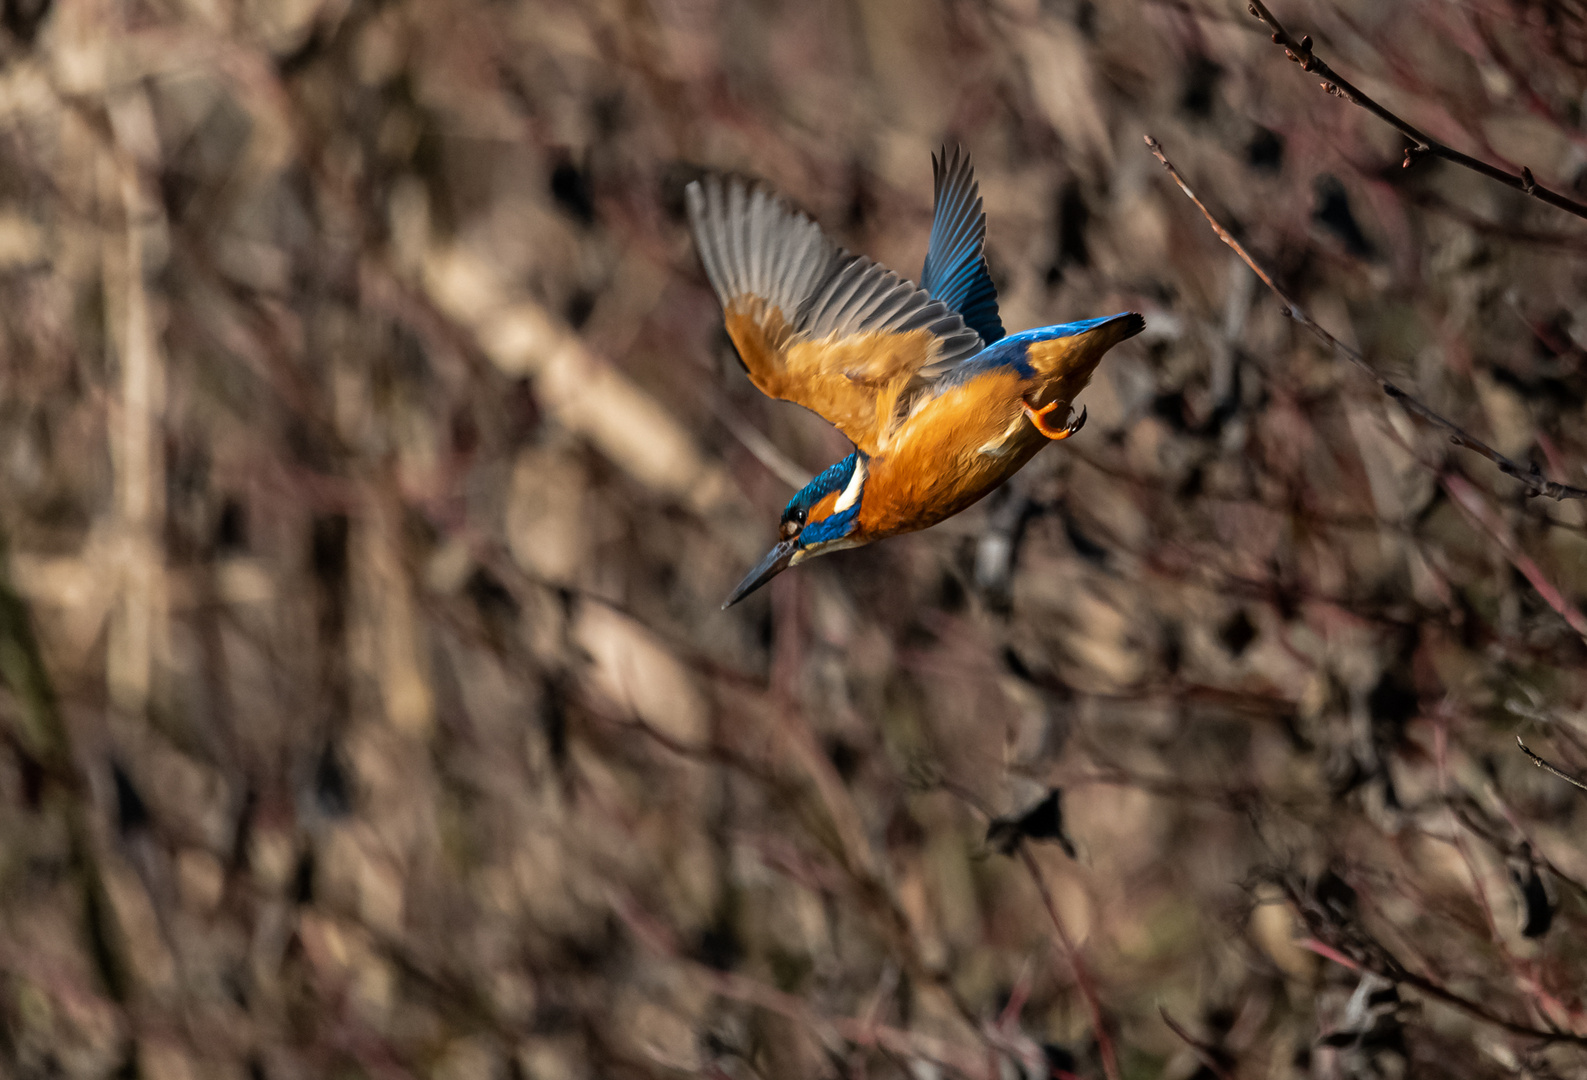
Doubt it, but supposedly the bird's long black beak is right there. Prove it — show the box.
[722,539,798,609]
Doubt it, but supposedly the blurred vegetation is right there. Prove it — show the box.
[4,0,1587,1077]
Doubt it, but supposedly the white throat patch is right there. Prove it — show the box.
[833,456,867,512]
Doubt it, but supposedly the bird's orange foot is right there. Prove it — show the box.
[1024,400,1086,441]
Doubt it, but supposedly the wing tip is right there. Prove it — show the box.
[922,143,998,345]
[687,168,845,323]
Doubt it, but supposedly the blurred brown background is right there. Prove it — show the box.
[4,0,1587,1076]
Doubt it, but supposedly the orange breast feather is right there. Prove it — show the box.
[857,369,1043,539]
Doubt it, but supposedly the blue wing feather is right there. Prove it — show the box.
[920,146,1005,346]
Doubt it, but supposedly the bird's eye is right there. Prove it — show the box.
[780,507,807,540]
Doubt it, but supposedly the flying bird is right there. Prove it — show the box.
[688,148,1143,608]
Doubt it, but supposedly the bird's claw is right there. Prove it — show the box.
[1024,400,1086,441]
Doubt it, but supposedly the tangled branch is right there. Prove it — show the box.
[1246,0,1587,222]
[1143,134,1587,501]
[1288,886,1587,1047]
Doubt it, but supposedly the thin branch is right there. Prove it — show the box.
[1517,736,1587,795]
[0,546,132,1002]
[1143,134,1587,502]
[1019,846,1121,1080]
[610,882,992,1077]
[1160,1009,1236,1080]
[1410,190,1587,251]
[1245,0,1587,222]
[1299,931,1587,1046]
[702,966,991,1078]
[1298,937,1363,972]
[932,778,1118,1080]
[709,397,813,490]
[1430,719,1569,1034]
[1383,963,1587,1046]
[1433,721,1504,948]
[617,689,1007,1068]
[1442,473,1587,642]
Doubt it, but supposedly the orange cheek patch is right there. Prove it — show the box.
[807,491,839,521]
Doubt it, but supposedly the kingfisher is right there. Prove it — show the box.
[689,148,1144,608]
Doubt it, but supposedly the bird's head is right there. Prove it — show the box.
[722,452,868,608]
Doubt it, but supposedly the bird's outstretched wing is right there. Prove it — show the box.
[920,145,1004,348]
[688,175,982,456]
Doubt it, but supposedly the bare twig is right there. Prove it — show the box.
[109,141,167,716]
[1431,720,1570,1034]
[1433,722,1503,947]
[1018,847,1120,1080]
[1298,937,1363,972]
[610,883,990,1076]
[702,966,991,1077]
[1442,474,1587,641]
[1160,1009,1235,1080]
[1517,736,1587,795]
[1299,929,1587,1045]
[709,397,813,490]
[932,778,1118,1080]
[1143,134,1587,502]
[1245,0,1587,222]
[1381,963,1586,1046]
[1410,190,1587,252]
[0,548,132,1002]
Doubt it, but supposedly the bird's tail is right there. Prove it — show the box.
[1025,311,1144,406]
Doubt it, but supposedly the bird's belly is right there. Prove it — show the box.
[857,372,1044,538]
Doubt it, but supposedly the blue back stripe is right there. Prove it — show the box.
[931,313,1137,390]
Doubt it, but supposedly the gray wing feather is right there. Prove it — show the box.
[725,182,749,297]
[747,187,769,297]
[686,175,981,369]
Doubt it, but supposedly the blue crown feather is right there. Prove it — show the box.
[786,452,864,544]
